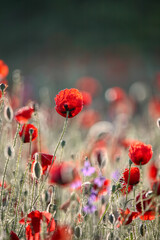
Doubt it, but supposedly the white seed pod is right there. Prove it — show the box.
[4,105,13,122]
[32,161,42,179]
[4,145,15,159]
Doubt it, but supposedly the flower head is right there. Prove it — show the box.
[81,160,95,177]
[49,162,80,186]
[118,208,139,226]
[19,210,55,240]
[128,141,153,165]
[123,167,140,185]
[19,124,38,143]
[0,60,9,79]
[55,88,83,118]
[15,105,34,124]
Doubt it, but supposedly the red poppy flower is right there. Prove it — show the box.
[117,208,139,226]
[123,167,140,185]
[81,91,92,107]
[148,163,158,181]
[19,210,55,240]
[135,191,157,220]
[93,178,110,197]
[31,152,55,175]
[51,225,72,240]
[0,60,9,79]
[10,231,19,240]
[119,177,133,195]
[19,124,38,143]
[55,88,83,118]
[49,162,80,187]
[128,141,153,165]
[151,180,160,196]
[15,106,34,124]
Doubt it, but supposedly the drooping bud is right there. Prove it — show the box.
[47,203,57,214]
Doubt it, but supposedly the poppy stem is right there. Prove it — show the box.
[125,160,132,207]
[30,111,69,210]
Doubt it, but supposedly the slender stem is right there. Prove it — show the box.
[125,162,131,207]
[31,112,69,207]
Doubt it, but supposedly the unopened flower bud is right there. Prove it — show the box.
[140,224,146,236]
[4,105,13,122]
[4,145,14,159]
[0,83,5,92]
[112,185,116,193]
[74,226,82,238]
[47,203,56,214]
[61,140,66,148]
[29,128,34,136]
[108,213,115,224]
[157,118,160,128]
[32,161,42,179]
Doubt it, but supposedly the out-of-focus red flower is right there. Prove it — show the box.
[148,163,158,181]
[19,124,38,143]
[148,97,160,119]
[117,208,139,226]
[78,109,100,128]
[0,60,9,79]
[76,76,101,97]
[93,178,110,197]
[119,138,138,149]
[105,87,126,103]
[128,141,153,165]
[151,180,160,196]
[49,162,81,187]
[55,88,83,118]
[81,91,92,107]
[19,210,55,240]
[123,167,140,185]
[136,191,157,220]
[119,177,133,195]
[50,225,72,240]
[15,106,34,124]
[10,231,19,240]
[31,152,55,175]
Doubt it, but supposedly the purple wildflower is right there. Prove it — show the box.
[83,200,97,214]
[94,175,105,188]
[111,170,120,181]
[81,160,95,176]
[89,188,98,201]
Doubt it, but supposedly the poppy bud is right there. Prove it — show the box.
[4,145,14,159]
[61,140,66,148]
[29,128,34,136]
[108,213,115,224]
[157,118,160,128]
[4,105,13,122]
[47,203,56,214]
[0,83,5,92]
[42,190,50,203]
[112,185,116,193]
[32,161,42,179]
[74,226,82,238]
[140,224,146,236]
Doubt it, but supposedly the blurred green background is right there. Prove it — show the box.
[1,0,160,100]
